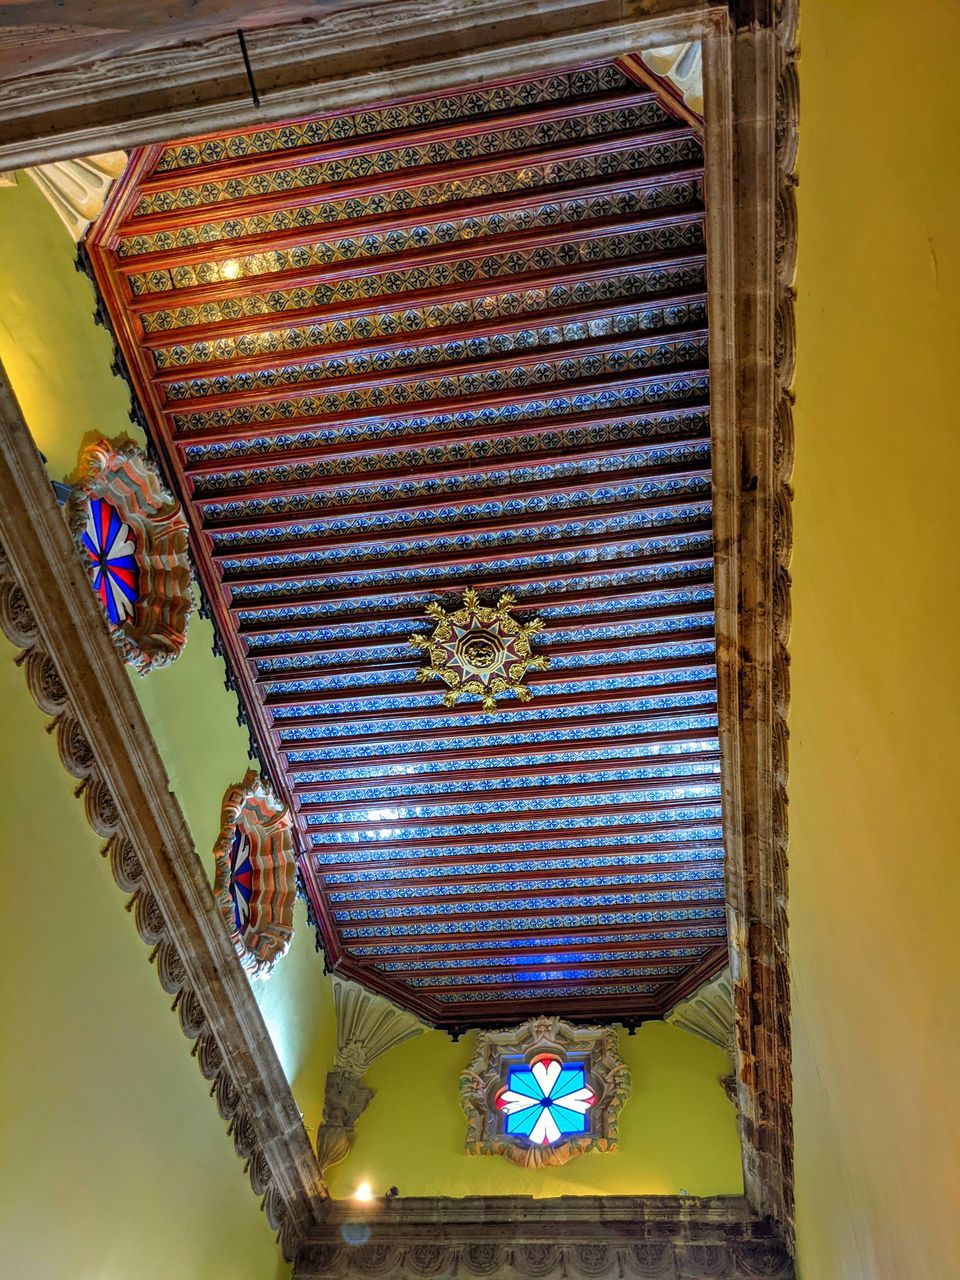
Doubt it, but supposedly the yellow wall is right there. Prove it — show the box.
[791,3,960,1276]
[0,645,285,1279]
[329,1019,741,1198]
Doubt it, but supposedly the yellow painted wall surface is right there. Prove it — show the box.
[791,3,960,1276]
[0,646,285,1279]
[328,1020,741,1198]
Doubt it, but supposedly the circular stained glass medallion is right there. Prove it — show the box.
[81,497,140,626]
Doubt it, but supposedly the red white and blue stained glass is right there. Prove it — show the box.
[81,497,140,626]
[228,826,254,932]
[496,1054,596,1145]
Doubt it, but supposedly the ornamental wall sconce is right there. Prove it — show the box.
[65,437,191,675]
[409,588,549,711]
[212,769,297,977]
[459,1015,630,1168]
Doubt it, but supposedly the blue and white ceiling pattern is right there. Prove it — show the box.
[87,55,726,1027]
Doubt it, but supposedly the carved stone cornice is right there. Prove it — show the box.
[0,0,728,169]
[0,368,325,1258]
[294,1196,794,1278]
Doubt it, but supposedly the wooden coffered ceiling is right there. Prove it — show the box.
[86,55,727,1029]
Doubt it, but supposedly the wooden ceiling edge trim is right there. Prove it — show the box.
[82,215,349,968]
[0,0,727,168]
[0,375,325,1261]
[657,939,729,1010]
[702,3,796,1249]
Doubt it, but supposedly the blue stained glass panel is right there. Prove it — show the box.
[498,1057,594,1145]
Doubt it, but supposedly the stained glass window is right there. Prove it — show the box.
[495,1053,596,1145]
[228,825,254,932]
[81,497,140,626]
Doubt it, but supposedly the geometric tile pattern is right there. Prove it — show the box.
[86,56,725,1028]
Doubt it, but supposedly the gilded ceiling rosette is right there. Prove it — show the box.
[410,588,549,711]
[212,769,296,976]
[66,438,191,675]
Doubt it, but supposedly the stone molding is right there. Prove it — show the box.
[0,371,325,1258]
[703,0,797,1242]
[665,968,735,1056]
[315,975,424,1171]
[293,1196,794,1278]
[460,1016,630,1168]
[0,0,727,168]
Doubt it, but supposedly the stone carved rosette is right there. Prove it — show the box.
[460,1015,630,1168]
[66,438,191,675]
[212,770,296,977]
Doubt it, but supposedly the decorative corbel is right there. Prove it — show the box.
[665,967,737,1102]
[0,152,127,240]
[314,975,424,1172]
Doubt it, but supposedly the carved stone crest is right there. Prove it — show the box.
[65,437,191,675]
[460,1015,630,1168]
[212,769,296,976]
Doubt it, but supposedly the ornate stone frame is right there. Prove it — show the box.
[460,1016,630,1168]
[65,436,192,675]
[212,768,297,977]
[0,0,797,1268]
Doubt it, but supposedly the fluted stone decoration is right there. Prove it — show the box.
[27,152,128,239]
[638,42,703,114]
[1,153,127,239]
[665,967,735,1054]
[314,976,424,1171]
[665,967,736,1101]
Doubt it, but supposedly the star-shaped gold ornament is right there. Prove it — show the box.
[410,589,550,711]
